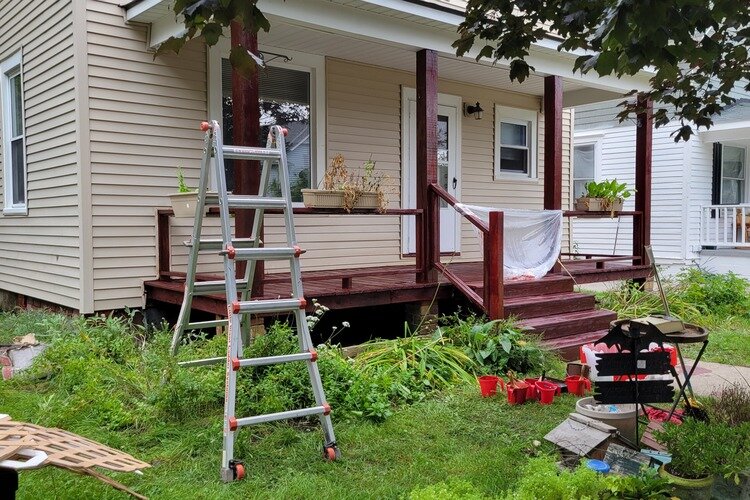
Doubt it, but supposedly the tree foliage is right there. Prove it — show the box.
[155,0,269,80]
[454,0,750,141]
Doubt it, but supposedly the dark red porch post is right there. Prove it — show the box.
[634,97,653,267]
[416,49,438,283]
[543,75,563,273]
[230,21,263,295]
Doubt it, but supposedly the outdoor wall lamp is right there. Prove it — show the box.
[463,101,484,120]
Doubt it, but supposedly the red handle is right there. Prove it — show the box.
[200,121,210,132]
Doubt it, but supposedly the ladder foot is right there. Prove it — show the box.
[222,461,246,482]
[323,443,340,461]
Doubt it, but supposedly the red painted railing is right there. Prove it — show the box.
[428,184,504,319]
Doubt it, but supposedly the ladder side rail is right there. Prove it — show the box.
[273,125,338,450]
[212,121,242,481]
[171,132,214,355]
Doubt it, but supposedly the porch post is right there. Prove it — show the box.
[230,21,263,295]
[416,49,438,283]
[634,96,653,267]
[543,75,563,211]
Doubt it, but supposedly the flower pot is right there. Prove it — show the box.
[478,375,504,397]
[354,191,380,210]
[301,189,346,209]
[658,465,715,500]
[507,385,528,405]
[565,376,591,397]
[536,381,560,405]
[524,378,540,400]
[170,192,200,218]
[575,197,623,212]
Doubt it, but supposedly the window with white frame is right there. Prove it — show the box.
[1,51,25,214]
[573,143,597,199]
[494,105,537,179]
[221,59,313,202]
[721,145,746,205]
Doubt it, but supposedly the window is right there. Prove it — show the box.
[573,143,597,199]
[1,52,25,214]
[494,105,536,179]
[721,145,746,205]
[222,60,312,201]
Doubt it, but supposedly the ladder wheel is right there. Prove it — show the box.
[234,463,246,480]
[324,446,338,461]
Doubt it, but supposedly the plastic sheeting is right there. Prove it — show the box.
[456,204,563,280]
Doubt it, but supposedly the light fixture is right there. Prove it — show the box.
[463,101,484,120]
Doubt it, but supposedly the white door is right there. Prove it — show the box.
[403,94,461,254]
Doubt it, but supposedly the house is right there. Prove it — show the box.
[0,0,656,354]
[572,92,750,280]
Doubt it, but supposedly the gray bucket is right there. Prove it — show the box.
[575,397,638,444]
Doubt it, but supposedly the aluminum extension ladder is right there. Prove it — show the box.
[170,120,339,482]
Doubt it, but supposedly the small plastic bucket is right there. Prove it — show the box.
[586,459,611,474]
[524,378,540,400]
[536,381,560,405]
[565,376,591,397]
[478,375,503,397]
[650,345,678,366]
[507,385,528,405]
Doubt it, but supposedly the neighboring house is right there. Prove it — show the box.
[572,92,750,280]
[0,0,656,352]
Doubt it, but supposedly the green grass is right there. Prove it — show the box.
[680,316,750,366]
[2,384,574,499]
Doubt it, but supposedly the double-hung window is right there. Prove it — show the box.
[573,143,597,199]
[1,51,25,214]
[494,105,537,179]
[721,145,746,205]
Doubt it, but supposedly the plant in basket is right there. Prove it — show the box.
[301,154,389,212]
[575,179,633,215]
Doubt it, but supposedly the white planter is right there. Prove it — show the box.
[354,191,380,210]
[301,189,346,208]
[170,192,200,218]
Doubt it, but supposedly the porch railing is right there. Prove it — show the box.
[428,184,504,319]
[701,204,750,248]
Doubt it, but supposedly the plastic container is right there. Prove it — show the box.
[586,459,611,474]
[524,378,540,400]
[650,345,678,366]
[507,385,528,405]
[536,381,560,405]
[575,397,639,444]
[565,376,591,396]
[478,375,503,397]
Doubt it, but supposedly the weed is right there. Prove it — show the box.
[707,383,750,426]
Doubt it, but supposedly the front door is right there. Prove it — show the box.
[403,93,460,254]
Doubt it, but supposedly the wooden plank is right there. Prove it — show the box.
[485,211,504,319]
[230,21,263,295]
[594,380,674,404]
[157,211,170,277]
[634,97,653,267]
[595,352,671,376]
[544,75,563,211]
[416,49,438,283]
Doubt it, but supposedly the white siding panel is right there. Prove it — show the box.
[0,0,79,310]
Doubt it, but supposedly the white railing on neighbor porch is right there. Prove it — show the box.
[701,205,750,247]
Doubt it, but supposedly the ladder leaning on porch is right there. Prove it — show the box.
[169,120,339,482]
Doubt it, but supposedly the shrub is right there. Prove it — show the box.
[407,480,486,500]
[676,268,750,318]
[595,281,701,322]
[505,456,608,500]
[707,383,750,427]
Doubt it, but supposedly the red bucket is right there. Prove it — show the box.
[536,380,560,405]
[524,378,540,400]
[478,375,504,397]
[650,345,678,366]
[565,376,591,397]
[507,384,528,405]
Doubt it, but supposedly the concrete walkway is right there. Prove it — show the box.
[681,359,750,397]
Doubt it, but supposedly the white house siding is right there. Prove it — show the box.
[87,0,208,311]
[572,102,687,262]
[0,0,80,309]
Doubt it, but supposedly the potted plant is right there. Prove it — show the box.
[302,154,388,212]
[655,418,750,499]
[575,179,633,214]
[170,167,200,218]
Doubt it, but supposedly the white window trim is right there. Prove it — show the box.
[207,41,325,201]
[719,143,748,205]
[572,136,602,203]
[1,51,26,215]
[494,104,537,181]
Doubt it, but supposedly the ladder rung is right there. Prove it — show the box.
[186,319,228,329]
[222,145,281,161]
[230,405,329,428]
[178,356,224,368]
[185,238,259,251]
[231,351,315,370]
[205,194,287,210]
[232,298,306,315]
[192,279,248,296]
[226,246,303,261]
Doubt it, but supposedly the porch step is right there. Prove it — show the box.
[504,275,575,298]
[518,309,617,340]
[504,292,596,320]
[541,330,608,361]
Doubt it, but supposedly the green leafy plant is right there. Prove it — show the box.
[176,167,195,193]
[676,267,750,318]
[505,456,609,499]
[582,179,633,203]
[408,480,486,500]
[596,281,701,323]
[602,468,673,499]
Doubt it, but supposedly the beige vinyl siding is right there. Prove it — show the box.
[87,0,207,311]
[0,0,79,309]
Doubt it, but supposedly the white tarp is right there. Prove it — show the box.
[456,204,563,280]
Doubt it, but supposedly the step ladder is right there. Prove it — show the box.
[170,120,339,482]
